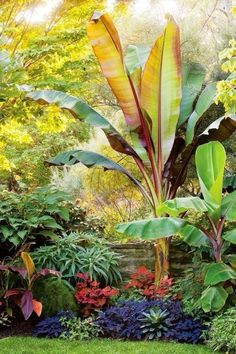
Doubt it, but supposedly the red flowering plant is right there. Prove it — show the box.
[124,266,173,299]
[75,273,119,317]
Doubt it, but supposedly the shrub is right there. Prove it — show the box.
[124,266,173,299]
[75,273,118,317]
[0,186,104,258]
[33,241,122,285]
[207,307,236,353]
[60,315,101,340]
[33,311,74,338]
[96,300,204,343]
[32,277,77,317]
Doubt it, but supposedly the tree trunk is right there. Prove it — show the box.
[154,238,169,283]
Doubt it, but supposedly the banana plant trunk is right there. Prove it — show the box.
[154,238,169,284]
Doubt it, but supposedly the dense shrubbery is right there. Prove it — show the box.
[96,300,204,343]
[32,277,77,317]
[207,307,236,353]
[0,186,104,258]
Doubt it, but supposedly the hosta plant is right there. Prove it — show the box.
[117,141,236,312]
[0,252,60,320]
[27,12,236,282]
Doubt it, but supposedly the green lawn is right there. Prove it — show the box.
[0,337,217,354]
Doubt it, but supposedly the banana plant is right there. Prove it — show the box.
[27,12,236,282]
[116,141,236,311]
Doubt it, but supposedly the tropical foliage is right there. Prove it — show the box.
[27,12,236,282]
[0,252,60,319]
[117,141,236,311]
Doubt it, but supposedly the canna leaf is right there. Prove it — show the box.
[195,141,226,221]
[20,290,33,320]
[32,299,42,317]
[21,252,35,278]
[141,17,182,165]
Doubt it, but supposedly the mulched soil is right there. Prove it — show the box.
[0,316,38,339]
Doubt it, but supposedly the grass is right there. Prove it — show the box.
[0,337,217,354]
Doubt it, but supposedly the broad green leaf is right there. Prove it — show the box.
[186,83,216,144]
[200,285,228,312]
[196,141,226,221]
[116,217,185,239]
[115,217,208,247]
[27,90,140,160]
[87,12,141,130]
[125,44,150,74]
[223,254,236,268]
[224,174,236,191]
[223,229,236,244]
[47,149,153,206]
[57,208,70,221]
[178,63,206,127]
[141,18,182,165]
[204,263,236,286]
[178,223,208,247]
[221,190,236,221]
[160,197,208,216]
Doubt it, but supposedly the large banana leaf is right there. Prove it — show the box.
[27,90,140,159]
[198,114,236,142]
[186,82,217,144]
[125,45,150,74]
[221,190,236,221]
[140,18,182,165]
[115,217,208,247]
[204,263,236,286]
[223,229,236,244]
[200,285,228,312]
[195,141,226,221]
[159,196,208,216]
[178,63,206,127]
[47,149,153,206]
[87,12,141,131]
[223,174,236,191]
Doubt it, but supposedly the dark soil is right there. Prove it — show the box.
[0,316,38,339]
